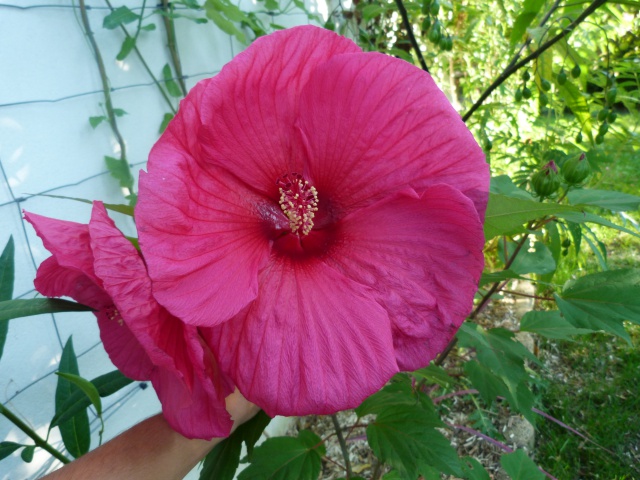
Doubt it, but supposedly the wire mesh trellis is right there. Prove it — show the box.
[0,1,318,478]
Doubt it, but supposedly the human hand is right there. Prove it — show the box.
[226,389,261,431]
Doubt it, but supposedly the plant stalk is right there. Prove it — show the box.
[330,414,353,479]
[161,0,188,97]
[394,0,429,73]
[0,403,71,464]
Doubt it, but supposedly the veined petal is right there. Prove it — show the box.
[24,212,101,285]
[297,52,489,220]
[325,185,485,371]
[198,25,361,195]
[202,258,398,417]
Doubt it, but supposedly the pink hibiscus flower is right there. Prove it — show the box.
[25,202,233,439]
[136,25,488,417]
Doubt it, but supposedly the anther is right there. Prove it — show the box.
[276,173,318,235]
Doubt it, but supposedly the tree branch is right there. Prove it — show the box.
[394,0,429,73]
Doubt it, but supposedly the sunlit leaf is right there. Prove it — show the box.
[520,310,593,339]
[568,189,640,212]
[510,0,545,46]
[56,372,102,417]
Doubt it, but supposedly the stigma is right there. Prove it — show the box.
[276,173,318,235]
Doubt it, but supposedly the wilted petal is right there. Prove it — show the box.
[202,258,398,416]
[198,25,361,195]
[325,186,485,370]
[297,52,489,219]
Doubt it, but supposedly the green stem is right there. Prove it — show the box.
[78,0,134,197]
[103,0,177,114]
[330,414,353,479]
[0,403,71,464]
[162,0,188,97]
[462,0,608,122]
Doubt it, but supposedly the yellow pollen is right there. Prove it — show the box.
[276,173,319,235]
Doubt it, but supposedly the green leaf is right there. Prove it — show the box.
[520,310,593,339]
[510,0,545,46]
[479,269,525,287]
[204,0,247,44]
[35,194,134,216]
[484,193,580,240]
[264,0,279,11]
[159,113,174,133]
[500,450,545,480]
[200,410,271,480]
[56,338,90,458]
[356,378,420,417]
[207,0,247,22]
[162,64,183,98]
[0,237,14,360]
[52,370,133,428]
[56,372,102,417]
[141,23,156,31]
[558,82,592,141]
[460,456,491,480]
[103,6,140,29]
[0,298,93,322]
[412,363,454,387]
[0,442,23,461]
[237,430,325,480]
[555,269,640,341]
[20,445,35,463]
[499,239,556,275]
[89,116,106,129]
[557,211,640,238]
[104,156,134,190]
[490,175,533,201]
[116,37,136,61]
[366,404,461,477]
[361,4,386,20]
[567,189,640,212]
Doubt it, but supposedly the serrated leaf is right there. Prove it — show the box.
[555,269,640,342]
[200,410,271,480]
[56,372,102,417]
[237,430,324,480]
[558,82,592,141]
[103,6,140,29]
[162,64,183,98]
[0,237,14,360]
[568,189,640,212]
[104,156,134,190]
[20,445,35,463]
[412,363,454,387]
[52,370,133,428]
[460,456,491,480]
[116,36,136,60]
[484,193,581,240]
[500,450,545,480]
[520,310,593,339]
[35,194,134,216]
[56,338,90,458]
[89,116,106,129]
[0,298,93,322]
[159,113,174,133]
[367,404,461,477]
[0,442,23,461]
[356,378,417,417]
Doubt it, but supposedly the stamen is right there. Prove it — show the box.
[276,173,318,235]
[105,306,124,326]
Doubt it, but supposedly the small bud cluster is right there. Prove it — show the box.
[420,0,453,51]
[277,173,319,236]
[530,153,592,198]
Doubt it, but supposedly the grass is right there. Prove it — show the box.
[535,327,640,479]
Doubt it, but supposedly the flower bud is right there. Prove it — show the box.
[522,70,531,82]
[562,153,591,185]
[522,87,532,99]
[421,16,432,32]
[541,79,551,91]
[515,88,523,102]
[606,87,617,104]
[531,161,561,197]
[571,65,581,78]
[430,0,440,15]
[607,111,617,123]
[597,108,609,122]
[557,70,567,85]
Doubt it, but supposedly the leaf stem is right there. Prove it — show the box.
[78,0,134,197]
[161,0,188,97]
[0,403,71,464]
[502,289,554,301]
[394,0,429,73]
[330,414,353,479]
[462,0,608,122]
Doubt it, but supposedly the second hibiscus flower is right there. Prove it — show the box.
[136,26,488,419]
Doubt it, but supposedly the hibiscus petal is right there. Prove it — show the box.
[202,258,398,416]
[24,212,101,284]
[296,52,489,220]
[324,185,485,371]
[198,25,361,195]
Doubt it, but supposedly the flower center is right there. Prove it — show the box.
[106,306,124,326]
[276,173,318,235]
